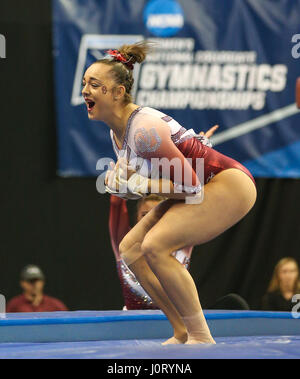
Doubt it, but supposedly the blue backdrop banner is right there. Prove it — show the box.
[52,0,300,177]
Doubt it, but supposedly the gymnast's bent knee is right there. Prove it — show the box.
[119,241,144,266]
[141,238,172,264]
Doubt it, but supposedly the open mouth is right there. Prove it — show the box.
[86,100,96,112]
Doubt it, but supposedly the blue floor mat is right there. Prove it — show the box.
[1,335,300,359]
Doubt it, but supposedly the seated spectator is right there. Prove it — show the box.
[261,257,300,311]
[6,265,68,313]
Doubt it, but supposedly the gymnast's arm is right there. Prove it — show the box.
[109,194,131,259]
[131,117,202,200]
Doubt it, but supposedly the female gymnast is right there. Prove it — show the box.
[82,41,257,344]
[109,127,217,312]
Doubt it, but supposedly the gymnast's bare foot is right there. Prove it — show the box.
[162,333,188,345]
[185,336,216,345]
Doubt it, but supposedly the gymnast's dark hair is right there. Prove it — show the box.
[94,40,152,104]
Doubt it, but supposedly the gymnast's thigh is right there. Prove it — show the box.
[141,168,257,254]
[119,198,179,254]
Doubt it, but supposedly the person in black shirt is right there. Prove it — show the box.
[262,257,300,311]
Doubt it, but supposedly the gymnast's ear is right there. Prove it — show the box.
[112,85,126,101]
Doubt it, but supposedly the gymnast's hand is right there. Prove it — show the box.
[105,161,118,191]
[104,157,136,192]
[199,124,219,138]
[117,157,136,181]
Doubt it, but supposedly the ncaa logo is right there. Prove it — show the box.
[144,0,184,37]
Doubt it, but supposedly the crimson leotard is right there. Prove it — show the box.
[176,134,256,186]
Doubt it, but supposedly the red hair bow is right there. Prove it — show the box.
[106,49,134,70]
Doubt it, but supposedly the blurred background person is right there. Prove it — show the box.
[6,265,68,313]
[261,257,300,311]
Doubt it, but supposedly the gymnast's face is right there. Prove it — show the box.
[278,261,298,289]
[82,63,118,122]
[137,200,160,222]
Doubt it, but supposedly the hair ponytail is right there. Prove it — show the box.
[94,40,153,104]
[118,40,151,66]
